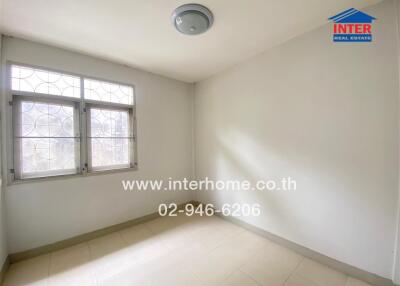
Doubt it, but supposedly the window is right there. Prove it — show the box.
[11,65,81,98]
[84,78,134,105]
[9,64,136,181]
[87,107,133,171]
[14,99,80,179]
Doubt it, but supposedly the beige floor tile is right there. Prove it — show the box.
[220,271,260,286]
[345,277,372,286]
[119,224,153,244]
[187,214,222,228]
[3,215,362,286]
[284,274,320,286]
[172,213,207,231]
[189,240,255,286]
[147,215,233,254]
[88,232,127,258]
[226,229,273,254]
[190,225,236,250]
[88,232,134,281]
[240,243,303,286]
[169,216,248,254]
[3,254,50,286]
[152,263,203,286]
[213,219,245,237]
[295,258,347,286]
[48,271,96,286]
[120,224,170,265]
[144,215,184,234]
[98,254,199,286]
[158,242,207,267]
[48,243,96,286]
[158,230,209,254]
[97,263,155,286]
[148,221,204,252]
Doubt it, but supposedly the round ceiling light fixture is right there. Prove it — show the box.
[171,4,213,35]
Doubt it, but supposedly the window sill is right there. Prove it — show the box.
[8,166,138,186]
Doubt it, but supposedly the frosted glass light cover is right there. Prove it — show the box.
[172,4,213,35]
[175,12,210,35]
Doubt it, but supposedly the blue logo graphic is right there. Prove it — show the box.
[328,8,376,42]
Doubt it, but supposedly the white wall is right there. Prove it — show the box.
[195,0,398,280]
[0,35,8,268]
[393,0,400,283]
[1,37,194,253]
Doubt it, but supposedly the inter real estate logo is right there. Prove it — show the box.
[328,8,376,42]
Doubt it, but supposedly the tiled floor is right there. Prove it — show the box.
[3,214,372,286]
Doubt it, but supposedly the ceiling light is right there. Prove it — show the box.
[171,4,214,35]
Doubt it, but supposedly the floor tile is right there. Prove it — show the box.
[87,232,133,281]
[144,215,183,234]
[220,271,260,286]
[345,277,372,286]
[240,242,303,286]
[119,224,153,244]
[189,240,255,286]
[294,258,347,286]
[97,263,155,286]
[148,220,204,252]
[3,215,364,286]
[48,243,96,286]
[120,224,170,264]
[152,262,203,286]
[284,274,320,286]
[3,254,50,286]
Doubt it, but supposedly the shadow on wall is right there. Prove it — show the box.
[197,119,393,265]
[205,127,338,250]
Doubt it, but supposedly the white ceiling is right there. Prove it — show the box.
[0,0,382,83]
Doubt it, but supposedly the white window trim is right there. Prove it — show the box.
[86,103,135,173]
[12,95,81,180]
[6,61,138,184]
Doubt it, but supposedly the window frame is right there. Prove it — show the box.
[12,95,81,180]
[86,103,135,173]
[6,61,138,184]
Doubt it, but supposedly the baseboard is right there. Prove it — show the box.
[0,255,10,285]
[213,210,395,286]
[9,201,197,264]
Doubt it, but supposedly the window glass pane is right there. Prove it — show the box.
[11,65,81,98]
[90,108,129,137]
[21,138,77,177]
[20,101,75,137]
[91,138,129,168]
[16,100,78,179]
[89,108,132,170]
[84,79,134,105]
